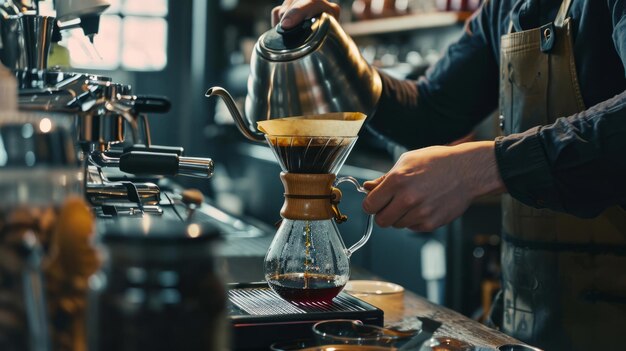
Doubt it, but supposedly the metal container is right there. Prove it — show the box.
[88,218,227,351]
[206,12,382,142]
[0,14,54,70]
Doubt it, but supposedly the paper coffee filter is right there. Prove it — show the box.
[256,112,366,137]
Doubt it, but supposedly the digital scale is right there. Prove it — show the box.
[227,282,384,350]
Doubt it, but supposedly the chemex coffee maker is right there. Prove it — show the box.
[209,89,375,298]
[256,113,374,303]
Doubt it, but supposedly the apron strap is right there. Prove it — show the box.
[509,0,571,33]
[555,0,573,27]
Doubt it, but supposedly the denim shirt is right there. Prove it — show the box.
[370,0,626,217]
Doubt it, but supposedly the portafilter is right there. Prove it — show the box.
[206,12,382,142]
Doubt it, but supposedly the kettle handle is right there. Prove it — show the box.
[334,176,374,258]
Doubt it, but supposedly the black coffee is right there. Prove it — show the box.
[268,273,344,303]
[273,144,349,173]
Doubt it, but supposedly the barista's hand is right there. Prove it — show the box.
[362,141,506,232]
[272,0,341,28]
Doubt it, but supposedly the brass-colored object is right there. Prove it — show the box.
[280,173,348,223]
[257,112,366,137]
[45,196,99,351]
[280,173,336,220]
[330,187,348,224]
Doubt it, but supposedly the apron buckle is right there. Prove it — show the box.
[540,23,556,53]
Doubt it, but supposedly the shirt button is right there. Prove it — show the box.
[499,115,505,130]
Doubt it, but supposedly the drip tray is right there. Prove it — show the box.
[228,282,384,350]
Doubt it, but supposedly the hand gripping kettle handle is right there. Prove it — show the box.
[334,176,374,258]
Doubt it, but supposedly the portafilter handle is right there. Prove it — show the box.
[123,144,184,156]
[119,151,214,179]
[125,95,171,114]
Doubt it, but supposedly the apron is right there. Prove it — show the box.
[498,0,626,349]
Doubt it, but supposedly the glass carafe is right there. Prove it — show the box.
[265,186,373,303]
[263,135,374,303]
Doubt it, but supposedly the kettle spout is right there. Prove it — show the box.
[205,86,265,142]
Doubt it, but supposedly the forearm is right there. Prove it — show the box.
[457,141,506,198]
[367,71,480,149]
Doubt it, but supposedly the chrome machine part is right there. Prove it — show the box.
[177,156,215,178]
[0,14,54,70]
[54,0,110,42]
[86,182,161,206]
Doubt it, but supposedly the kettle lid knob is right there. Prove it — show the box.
[274,18,314,48]
[258,14,329,61]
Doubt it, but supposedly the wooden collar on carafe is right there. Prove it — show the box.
[280,172,347,222]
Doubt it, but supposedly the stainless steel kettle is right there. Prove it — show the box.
[205,12,382,142]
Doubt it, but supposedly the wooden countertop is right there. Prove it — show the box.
[349,269,528,350]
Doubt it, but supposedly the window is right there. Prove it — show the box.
[59,0,168,71]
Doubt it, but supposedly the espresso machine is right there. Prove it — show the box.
[16,70,215,216]
[0,0,216,217]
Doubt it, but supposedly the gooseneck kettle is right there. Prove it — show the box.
[206,12,382,141]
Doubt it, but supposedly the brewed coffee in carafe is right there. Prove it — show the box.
[259,113,373,304]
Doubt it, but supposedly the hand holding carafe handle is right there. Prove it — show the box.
[334,176,374,258]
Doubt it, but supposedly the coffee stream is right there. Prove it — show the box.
[304,220,312,289]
